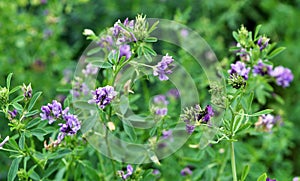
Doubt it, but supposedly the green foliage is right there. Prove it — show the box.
[1,1,299,181]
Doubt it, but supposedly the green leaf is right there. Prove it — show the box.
[9,86,21,94]
[28,92,42,111]
[144,52,152,62]
[25,118,40,129]
[123,119,137,141]
[232,31,239,42]
[12,103,23,112]
[144,37,158,43]
[85,57,105,63]
[229,46,241,52]
[24,110,39,117]
[87,47,101,56]
[73,100,97,110]
[254,24,262,40]
[235,122,251,135]
[143,45,157,56]
[247,91,254,112]
[18,134,25,150]
[8,157,22,181]
[90,61,113,69]
[119,95,129,115]
[251,109,273,117]
[7,139,19,150]
[81,116,97,134]
[241,165,250,181]
[11,95,24,104]
[267,47,286,59]
[148,20,159,34]
[48,149,72,160]
[6,73,13,90]
[29,170,40,181]
[149,126,157,137]
[31,128,47,141]
[232,109,245,133]
[257,173,267,181]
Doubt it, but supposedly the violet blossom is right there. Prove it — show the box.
[270,66,293,88]
[153,54,174,81]
[228,61,250,80]
[88,86,117,109]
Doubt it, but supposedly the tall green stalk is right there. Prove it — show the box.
[231,141,237,181]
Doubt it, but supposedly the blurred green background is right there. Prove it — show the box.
[0,0,299,179]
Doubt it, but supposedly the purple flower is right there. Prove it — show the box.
[202,105,214,123]
[112,18,136,43]
[270,66,293,87]
[180,29,188,37]
[153,54,174,81]
[153,95,168,105]
[152,169,160,175]
[186,124,195,134]
[22,83,32,99]
[0,136,9,148]
[258,37,270,51]
[255,114,276,132]
[98,35,114,50]
[40,100,63,124]
[40,0,47,4]
[59,114,81,135]
[88,86,117,109]
[155,108,168,116]
[167,88,180,99]
[71,81,89,98]
[180,166,193,176]
[153,95,168,116]
[293,177,299,181]
[119,44,131,60]
[82,63,98,77]
[253,60,273,76]
[266,178,276,181]
[51,100,63,118]
[228,61,250,80]
[118,165,134,180]
[8,109,18,119]
[162,130,172,139]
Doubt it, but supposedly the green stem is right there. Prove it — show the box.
[105,127,116,178]
[231,141,237,181]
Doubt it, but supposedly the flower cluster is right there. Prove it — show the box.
[153,54,174,81]
[255,114,280,132]
[40,100,81,145]
[82,63,98,77]
[229,25,294,89]
[112,18,136,44]
[167,88,180,99]
[40,100,63,124]
[266,178,276,181]
[181,105,214,134]
[117,165,134,180]
[70,77,89,98]
[270,66,294,88]
[119,44,132,60]
[88,85,117,109]
[152,94,169,116]
[228,61,250,80]
[253,60,273,76]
